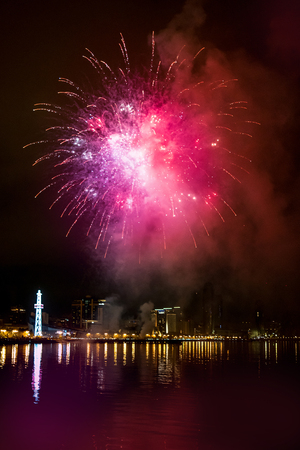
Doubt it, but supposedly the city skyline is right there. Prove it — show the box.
[1,0,299,323]
[1,285,294,339]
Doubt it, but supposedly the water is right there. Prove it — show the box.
[0,340,299,450]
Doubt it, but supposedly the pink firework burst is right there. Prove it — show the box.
[25,33,258,258]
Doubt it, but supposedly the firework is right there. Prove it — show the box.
[25,34,258,258]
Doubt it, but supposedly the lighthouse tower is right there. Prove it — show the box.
[34,290,44,337]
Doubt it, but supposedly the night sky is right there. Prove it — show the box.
[1,0,299,321]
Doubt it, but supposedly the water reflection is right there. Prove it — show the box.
[31,343,43,404]
[1,339,299,397]
[23,343,30,368]
[122,342,125,365]
[114,341,118,365]
[57,342,62,364]
[86,342,91,365]
[11,344,18,366]
[265,340,268,363]
[66,341,70,365]
[104,342,108,365]
[0,345,6,368]
[0,339,299,450]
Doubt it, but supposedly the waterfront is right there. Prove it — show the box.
[0,340,299,450]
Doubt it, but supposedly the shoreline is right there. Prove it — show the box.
[1,336,299,345]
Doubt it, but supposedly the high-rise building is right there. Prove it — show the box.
[151,306,182,335]
[213,295,223,334]
[72,296,107,330]
[152,309,166,334]
[182,318,195,336]
[94,300,110,333]
[203,283,214,335]
[9,305,26,326]
[72,296,93,328]
[166,312,176,334]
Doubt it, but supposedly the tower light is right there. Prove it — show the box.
[34,290,44,337]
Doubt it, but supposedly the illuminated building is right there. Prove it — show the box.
[34,290,44,337]
[9,305,27,326]
[96,300,107,328]
[72,296,107,330]
[151,307,182,335]
[151,309,165,334]
[93,299,115,333]
[166,312,176,334]
[72,296,94,328]
[5,306,29,337]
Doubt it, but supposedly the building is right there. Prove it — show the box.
[203,282,214,335]
[182,318,195,336]
[1,305,29,338]
[72,296,94,329]
[72,296,108,330]
[9,305,27,326]
[166,312,177,334]
[151,307,182,336]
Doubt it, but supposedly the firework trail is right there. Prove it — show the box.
[25,33,258,258]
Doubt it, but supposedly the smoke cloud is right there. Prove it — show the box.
[87,0,300,323]
[150,0,300,317]
[139,301,154,337]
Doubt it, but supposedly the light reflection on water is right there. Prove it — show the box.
[31,343,42,404]
[1,339,299,388]
[0,340,299,450]
[57,341,63,364]
[23,343,30,368]
[11,343,18,366]
[0,345,6,368]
